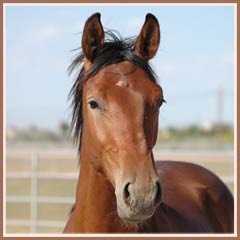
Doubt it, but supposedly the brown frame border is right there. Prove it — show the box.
[1,0,239,239]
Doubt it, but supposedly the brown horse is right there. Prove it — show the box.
[64,13,233,233]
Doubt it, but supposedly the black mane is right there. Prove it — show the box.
[69,30,158,149]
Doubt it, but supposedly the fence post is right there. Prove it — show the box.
[31,152,38,233]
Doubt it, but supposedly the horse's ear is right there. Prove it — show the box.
[82,13,104,67]
[135,13,160,60]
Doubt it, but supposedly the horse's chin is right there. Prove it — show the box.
[117,205,155,224]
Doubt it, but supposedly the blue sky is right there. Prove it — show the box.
[5,5,235,130]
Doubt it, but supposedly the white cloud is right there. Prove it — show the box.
[72,20,84,33]
[128,17,143,30]
[9,54,29,67]
[24,24,59,44]
[159,63,177,73]
[221,52,234,65]
[42,25,58,36]
[153,62,177,79]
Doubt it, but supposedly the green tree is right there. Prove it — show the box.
[59,121,70,137]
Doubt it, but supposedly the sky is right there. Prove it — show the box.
[5,4,235,130]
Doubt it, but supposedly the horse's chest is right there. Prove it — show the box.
[139,204,215,233]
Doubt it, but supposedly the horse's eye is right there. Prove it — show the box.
[158,98,166,108]
[88,100,99,109]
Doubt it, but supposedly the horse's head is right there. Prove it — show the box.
[70,13,164,223]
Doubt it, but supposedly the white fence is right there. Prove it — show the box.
[6,151,234,233]
[6,151,79,233]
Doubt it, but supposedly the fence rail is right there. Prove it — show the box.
[6,172,78,179]
[6,152,78,233]
[6,196,75,204]
[6,219,66,228]
[6,151,234,233]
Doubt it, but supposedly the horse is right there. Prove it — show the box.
[64,13,234,233]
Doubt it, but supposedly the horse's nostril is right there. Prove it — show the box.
[155,181,162,204]
[123,182,131,204]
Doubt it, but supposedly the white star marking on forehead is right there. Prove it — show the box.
[116,78,129,87]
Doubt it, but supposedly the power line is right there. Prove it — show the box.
[165,89,233,104]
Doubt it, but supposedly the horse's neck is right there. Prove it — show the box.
[73,142,136,233]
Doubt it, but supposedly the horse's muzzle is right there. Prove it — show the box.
[115,179,162,223]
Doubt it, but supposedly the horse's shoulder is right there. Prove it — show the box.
[153,160,233,232]
[155,160,232,202]
[156,160,220,182]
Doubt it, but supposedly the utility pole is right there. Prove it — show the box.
[217,87,224,127]
[216,87,224,142]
